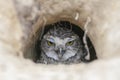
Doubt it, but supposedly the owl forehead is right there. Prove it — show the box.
[43,27,79,43]
[46,36,76,44]
[53,37,68,44]
[48,26,76,38]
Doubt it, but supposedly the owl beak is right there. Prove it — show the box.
[56,48,66,59]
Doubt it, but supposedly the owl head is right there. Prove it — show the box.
[40,26,83,63]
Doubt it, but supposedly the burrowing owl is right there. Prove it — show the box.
[39,26,87,64]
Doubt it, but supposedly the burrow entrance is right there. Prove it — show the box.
[23,21,97,64]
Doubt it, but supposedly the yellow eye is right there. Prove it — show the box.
[66,41,74,46]
[47,41,54,46]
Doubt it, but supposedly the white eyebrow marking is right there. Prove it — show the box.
[66,36,77,41]
[47,36,55,42]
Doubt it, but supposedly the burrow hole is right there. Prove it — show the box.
[34,21,97,64]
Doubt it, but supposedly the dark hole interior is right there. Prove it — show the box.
[35,21,97,63]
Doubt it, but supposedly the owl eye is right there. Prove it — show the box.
[66,40,74,46]
[47,41,54,46]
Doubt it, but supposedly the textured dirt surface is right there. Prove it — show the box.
[0,0,120,80]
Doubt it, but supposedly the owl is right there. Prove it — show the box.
[39,26,87,64]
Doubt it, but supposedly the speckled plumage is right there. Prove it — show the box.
[39,26,87,64]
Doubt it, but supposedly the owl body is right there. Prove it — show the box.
[39,26,86,64]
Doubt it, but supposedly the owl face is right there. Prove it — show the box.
[40,27,81,62]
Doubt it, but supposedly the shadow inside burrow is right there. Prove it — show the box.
[35,21,97,64]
